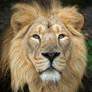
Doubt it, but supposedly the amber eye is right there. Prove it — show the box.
[58,34,65,39]
[32,34,40,39]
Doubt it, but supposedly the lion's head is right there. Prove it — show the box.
[22,16,73,82]
[0,1,87,92]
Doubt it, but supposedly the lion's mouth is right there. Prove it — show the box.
[39,66,61,74]
[39,66,61,82]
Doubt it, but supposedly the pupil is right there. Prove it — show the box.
[59,34,65,39]
[33,34,40,39]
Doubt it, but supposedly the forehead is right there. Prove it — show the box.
[29,16,69,34]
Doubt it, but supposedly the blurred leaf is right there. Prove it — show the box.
[86,40,92,79]
[88,55,92,63]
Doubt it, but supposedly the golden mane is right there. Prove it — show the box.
[0,1,87,92]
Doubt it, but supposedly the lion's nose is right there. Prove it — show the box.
[41,51,60,62]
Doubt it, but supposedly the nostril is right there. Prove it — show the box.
[41,53,49,59]
[54,52,60,58]
[41,52,60,61]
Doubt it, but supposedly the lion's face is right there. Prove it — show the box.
[23,16,72,82]
[1,2,86,92]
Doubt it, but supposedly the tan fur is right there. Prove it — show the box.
[0,1,87,92]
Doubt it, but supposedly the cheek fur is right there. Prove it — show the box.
[27,38,40,55]
[53,56,66,72]
[59,37,71,51]
[34,60,50,73]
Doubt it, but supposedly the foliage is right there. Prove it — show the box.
[86,40,92,78]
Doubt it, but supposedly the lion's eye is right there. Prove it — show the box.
[32,34,40,39]
[58,34,65,39]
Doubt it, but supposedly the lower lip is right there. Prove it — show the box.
[39,67,61,74]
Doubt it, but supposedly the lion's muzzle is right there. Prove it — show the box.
[40,51,61,82]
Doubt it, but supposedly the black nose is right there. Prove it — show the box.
[41,51,60,62]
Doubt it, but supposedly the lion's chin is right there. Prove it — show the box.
[40,69,61,83]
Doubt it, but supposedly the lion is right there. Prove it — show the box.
[0,0,87,92]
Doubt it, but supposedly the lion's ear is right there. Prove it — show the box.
[11,14,22,32]
[10,4,38,32]
[58,7,84,31]
[11,13,31,32]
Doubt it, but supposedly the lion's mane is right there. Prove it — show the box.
[0,1,87,92]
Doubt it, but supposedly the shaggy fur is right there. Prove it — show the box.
[0,0,87,92]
